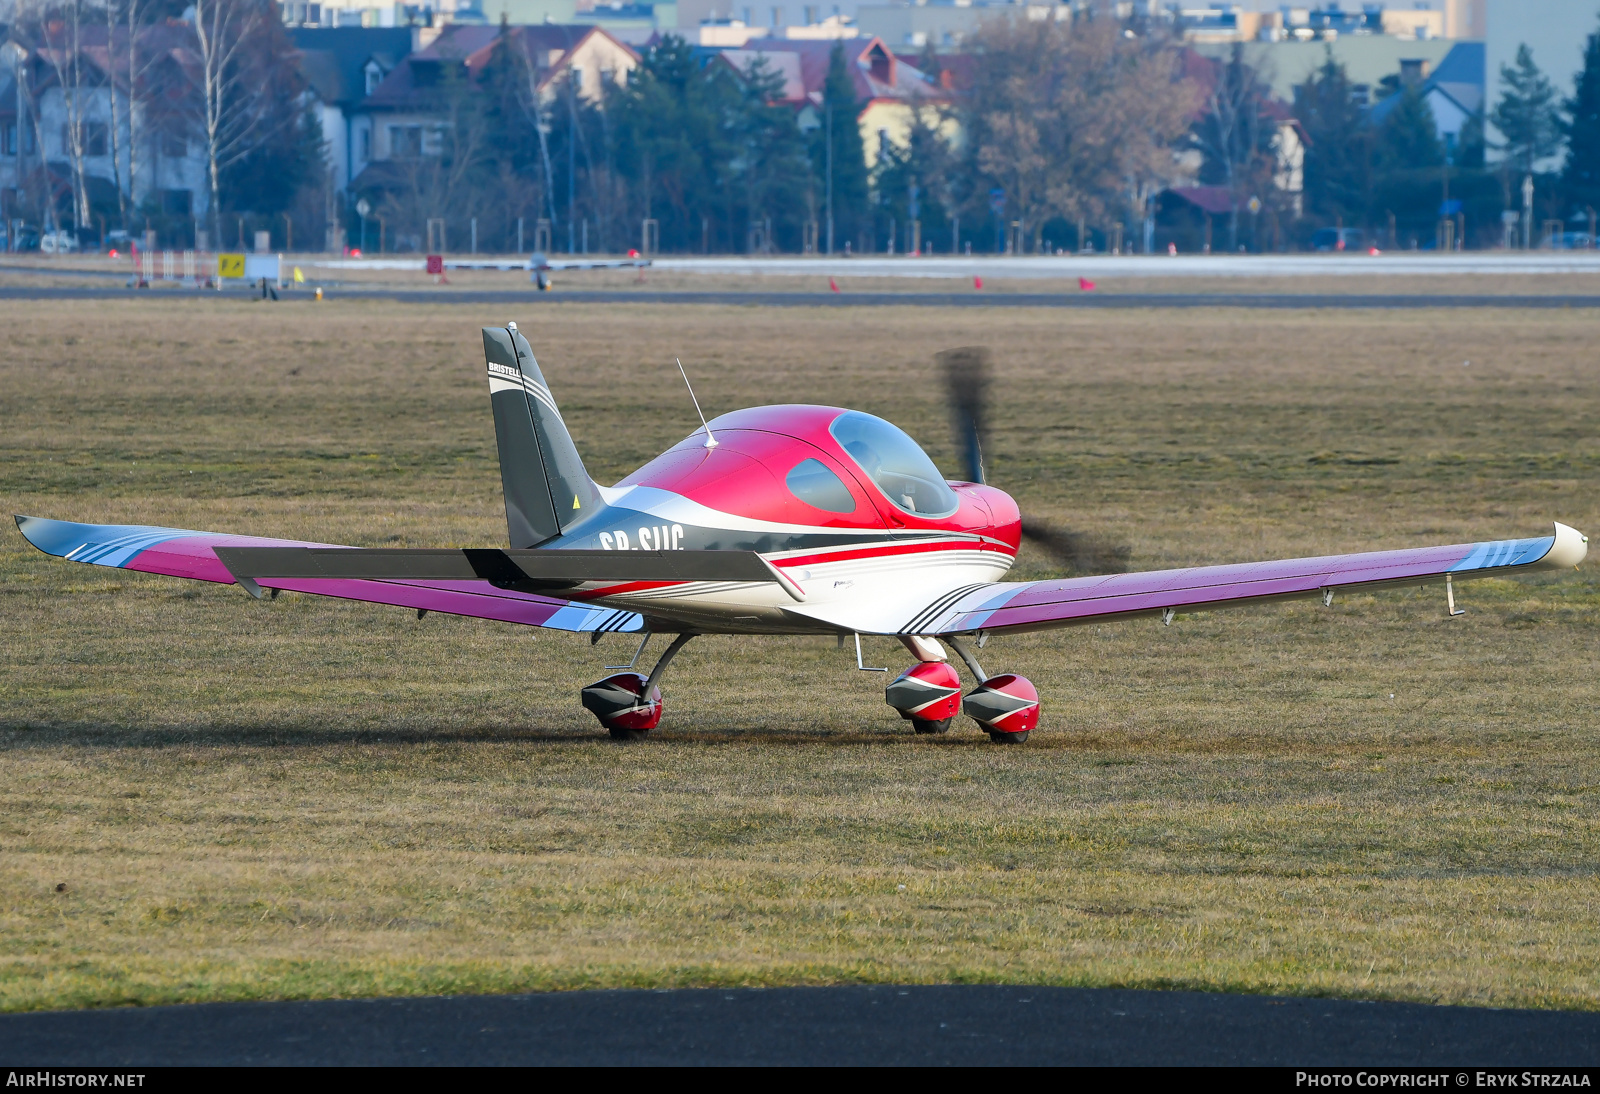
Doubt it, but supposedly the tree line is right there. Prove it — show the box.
[16,0,1600,253]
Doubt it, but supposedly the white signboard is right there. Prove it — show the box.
[244,253,281,283]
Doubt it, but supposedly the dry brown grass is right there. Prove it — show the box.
[1,297,1596,1013]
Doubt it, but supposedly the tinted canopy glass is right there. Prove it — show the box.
[785,458,856,514]
[829,411,959,517]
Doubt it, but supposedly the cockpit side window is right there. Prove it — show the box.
[785,458,857,514]
[829,411,959,518]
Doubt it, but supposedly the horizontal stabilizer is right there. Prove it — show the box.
[214,546,779,587]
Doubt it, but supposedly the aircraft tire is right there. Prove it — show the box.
[988,731,1029,745]
[609,726,651,741]
[912,717,953,735]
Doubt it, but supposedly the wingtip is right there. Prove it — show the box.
[1547,521,1589,570]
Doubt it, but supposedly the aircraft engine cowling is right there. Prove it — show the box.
[963,673,1039,742]
[885,661,963,732]
[581,672,662,732]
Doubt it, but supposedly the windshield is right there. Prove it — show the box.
[829,411,959,517]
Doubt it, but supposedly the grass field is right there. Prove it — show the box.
[1,297,1596,1013]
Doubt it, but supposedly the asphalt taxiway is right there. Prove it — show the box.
[3,985,1597,1066]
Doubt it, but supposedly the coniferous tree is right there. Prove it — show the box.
[1491,44,1562,174]
[811,43,869,250]
[1375,84,1444,170]
[1296,51,1369,223]
[1560,19,1600,213]
[1457,109,1487,168]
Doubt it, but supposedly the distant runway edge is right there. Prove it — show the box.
[2,985,1597,1066]
[6,285,1600,309]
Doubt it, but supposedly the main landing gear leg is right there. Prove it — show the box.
[581,633,697,739]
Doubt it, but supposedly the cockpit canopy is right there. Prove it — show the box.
[828,411,959,517]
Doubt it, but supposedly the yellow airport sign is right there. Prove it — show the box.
[217,253,245,278]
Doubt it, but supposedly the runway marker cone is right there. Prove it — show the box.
[974,275,983,289]
[829,277,839,292]
[1078,277,1096,291]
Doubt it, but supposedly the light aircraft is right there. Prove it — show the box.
[437,251,650,290]
[16,327,1589,741]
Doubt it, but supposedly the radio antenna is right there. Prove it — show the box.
[676,358,718,449]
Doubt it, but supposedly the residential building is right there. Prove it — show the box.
[349,23,638,195]
[715,35,951,165]
[0,21,210,242]
[292,26,417,193]
[1367,40,1483,154]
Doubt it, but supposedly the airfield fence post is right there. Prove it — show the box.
[378,217,385,254]
[470,217,477,255]
[642,218,659,256]
[582,219,588,255]
[911,219,920,256]
[517,217,524,254]
[803,219,817,254]
[951,215,958,256]
[426,218,446,255]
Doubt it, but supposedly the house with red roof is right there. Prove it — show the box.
[713,35,953,166]
[350,23,639,191]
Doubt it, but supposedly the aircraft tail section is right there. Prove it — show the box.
[482,325,602,548]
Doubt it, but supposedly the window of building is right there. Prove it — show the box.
[364,60,383,95]
[388,124,423,158]
[803,5,816,23]
[359,126,371,162]
[61,122,110,157]
[2,124,15,155]
[770,6,782,26]
[22,124,35,154]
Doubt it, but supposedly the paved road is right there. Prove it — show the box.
[4,285,1600,309]
[2,985,1596,1065]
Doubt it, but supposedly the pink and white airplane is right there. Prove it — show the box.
[16,326,1589,741]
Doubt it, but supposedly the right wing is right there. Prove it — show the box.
[15,516,645,636]
[906,522,1588,637]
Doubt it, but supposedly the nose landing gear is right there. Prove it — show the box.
[581,633,696,739]
[886,635,1038,743]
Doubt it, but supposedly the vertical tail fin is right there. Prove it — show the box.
[482,325,601,548]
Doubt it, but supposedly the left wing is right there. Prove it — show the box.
[14,516,642,635]
[905,522,1588,637]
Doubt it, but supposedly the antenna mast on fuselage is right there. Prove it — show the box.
[676,358,718,449]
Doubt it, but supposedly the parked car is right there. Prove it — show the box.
[38,230,80,254]
[1310,227,1366,252]
[1553,231,1595,250]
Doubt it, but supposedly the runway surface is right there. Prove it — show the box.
[4,285,1600,309]
[3,985,1597,1065]
[304,252,1600,279]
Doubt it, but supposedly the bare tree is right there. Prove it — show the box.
[104,0,125,226]
[22,0,98,234]
[190,0,283,243]
[965,14,1195,252]
[1192,43,1277,251]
